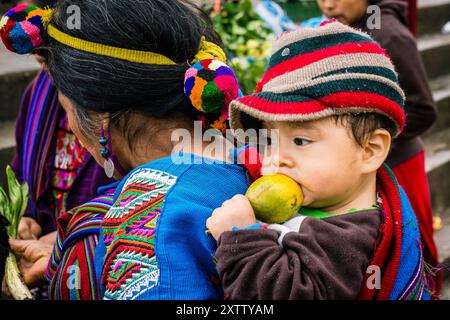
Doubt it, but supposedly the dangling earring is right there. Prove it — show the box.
[99,127,115,178]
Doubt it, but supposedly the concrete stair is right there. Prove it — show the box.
[418,0,450,36]
[418,33,450,80]
[434,210,450,299]
[418,0,450,299]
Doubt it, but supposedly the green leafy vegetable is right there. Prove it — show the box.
[0,165,32,300]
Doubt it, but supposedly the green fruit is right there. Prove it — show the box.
[246,174,303,224]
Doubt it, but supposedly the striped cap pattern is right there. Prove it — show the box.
[230,21,406,138]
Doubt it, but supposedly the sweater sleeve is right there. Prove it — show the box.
[383,31,437,142]
[11,79,35,218]
[215,210,381,300]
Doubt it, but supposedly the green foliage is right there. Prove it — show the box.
[212,0,275,94]
[0,166,29,239]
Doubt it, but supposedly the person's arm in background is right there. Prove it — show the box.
[10,78,43,241]
[384,32,437,143]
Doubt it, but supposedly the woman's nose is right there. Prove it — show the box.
[321,0,336,11]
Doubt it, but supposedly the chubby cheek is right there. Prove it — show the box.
[298,164,339,206]
[298,148,361,206]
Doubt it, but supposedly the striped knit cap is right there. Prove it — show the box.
[229,21,406,138]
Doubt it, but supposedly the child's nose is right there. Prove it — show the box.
[272,151,295,170]
[279,156,295,169]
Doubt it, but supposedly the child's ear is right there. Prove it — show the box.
[360,129,391,174]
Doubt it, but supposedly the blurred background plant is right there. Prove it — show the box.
[274,0,322,22]
[210,0,275,94]
[200,0,322,94]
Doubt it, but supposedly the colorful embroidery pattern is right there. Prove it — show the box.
[45,188,115,300]
[51,116,88,216]
[101,168,177,300]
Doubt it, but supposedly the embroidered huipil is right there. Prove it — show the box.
[49,116,88,218]
[94,154,249,300]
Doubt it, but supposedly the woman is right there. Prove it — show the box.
[3,0,248,299]
[1,0,114,299]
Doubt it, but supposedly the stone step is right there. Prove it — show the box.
[441,278,450,300]
[0,121,16,188]
[0,146,14,189]
[418,0,450,37]
[418,33,450,80]
[435,214,450,299]
[0,46,39,122]
[435,211,450,262]
[423,75,450,139]
[425,127,450,217]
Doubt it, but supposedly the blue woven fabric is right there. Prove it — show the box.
[94,153,248,300]
[389,186,430,300]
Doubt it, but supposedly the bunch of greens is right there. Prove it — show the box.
[0,166,32,300]
[211,0,275,94]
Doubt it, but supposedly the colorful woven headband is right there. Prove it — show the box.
[0,4,239,129]
[0,4,224,65]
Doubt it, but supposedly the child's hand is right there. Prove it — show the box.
[206,195,257,241]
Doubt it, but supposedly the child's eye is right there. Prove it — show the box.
[293,137,311,146]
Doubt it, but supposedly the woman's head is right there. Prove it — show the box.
[40,0,224,169]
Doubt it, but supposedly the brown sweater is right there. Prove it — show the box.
[215,209,381,300]
[351,0,437,166]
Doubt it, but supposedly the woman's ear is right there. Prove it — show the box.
[34,54,47,69]
[360,129,392,174]
[101,116,111,132]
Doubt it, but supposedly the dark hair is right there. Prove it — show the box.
[41,0,221,135]
[333,113,397,146]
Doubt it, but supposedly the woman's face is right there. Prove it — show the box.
[316,0,369,25]
[57,91,175,176]
[57,92,105,167]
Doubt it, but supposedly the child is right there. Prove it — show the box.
[316,0,439,294]
[207,21,430,300]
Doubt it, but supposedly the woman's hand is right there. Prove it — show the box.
[18,217,42,240]
[39,231,57,246]
[206,195,257,241]
[9,239,52,288]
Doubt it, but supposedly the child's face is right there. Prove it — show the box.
[316,0,368,25]
[262,117,370,211]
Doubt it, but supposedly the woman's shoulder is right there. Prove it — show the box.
[119,154,247,189]
[113,154,249,209]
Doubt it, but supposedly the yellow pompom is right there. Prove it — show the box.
[192,37,227,64]
[41,7,54,29]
